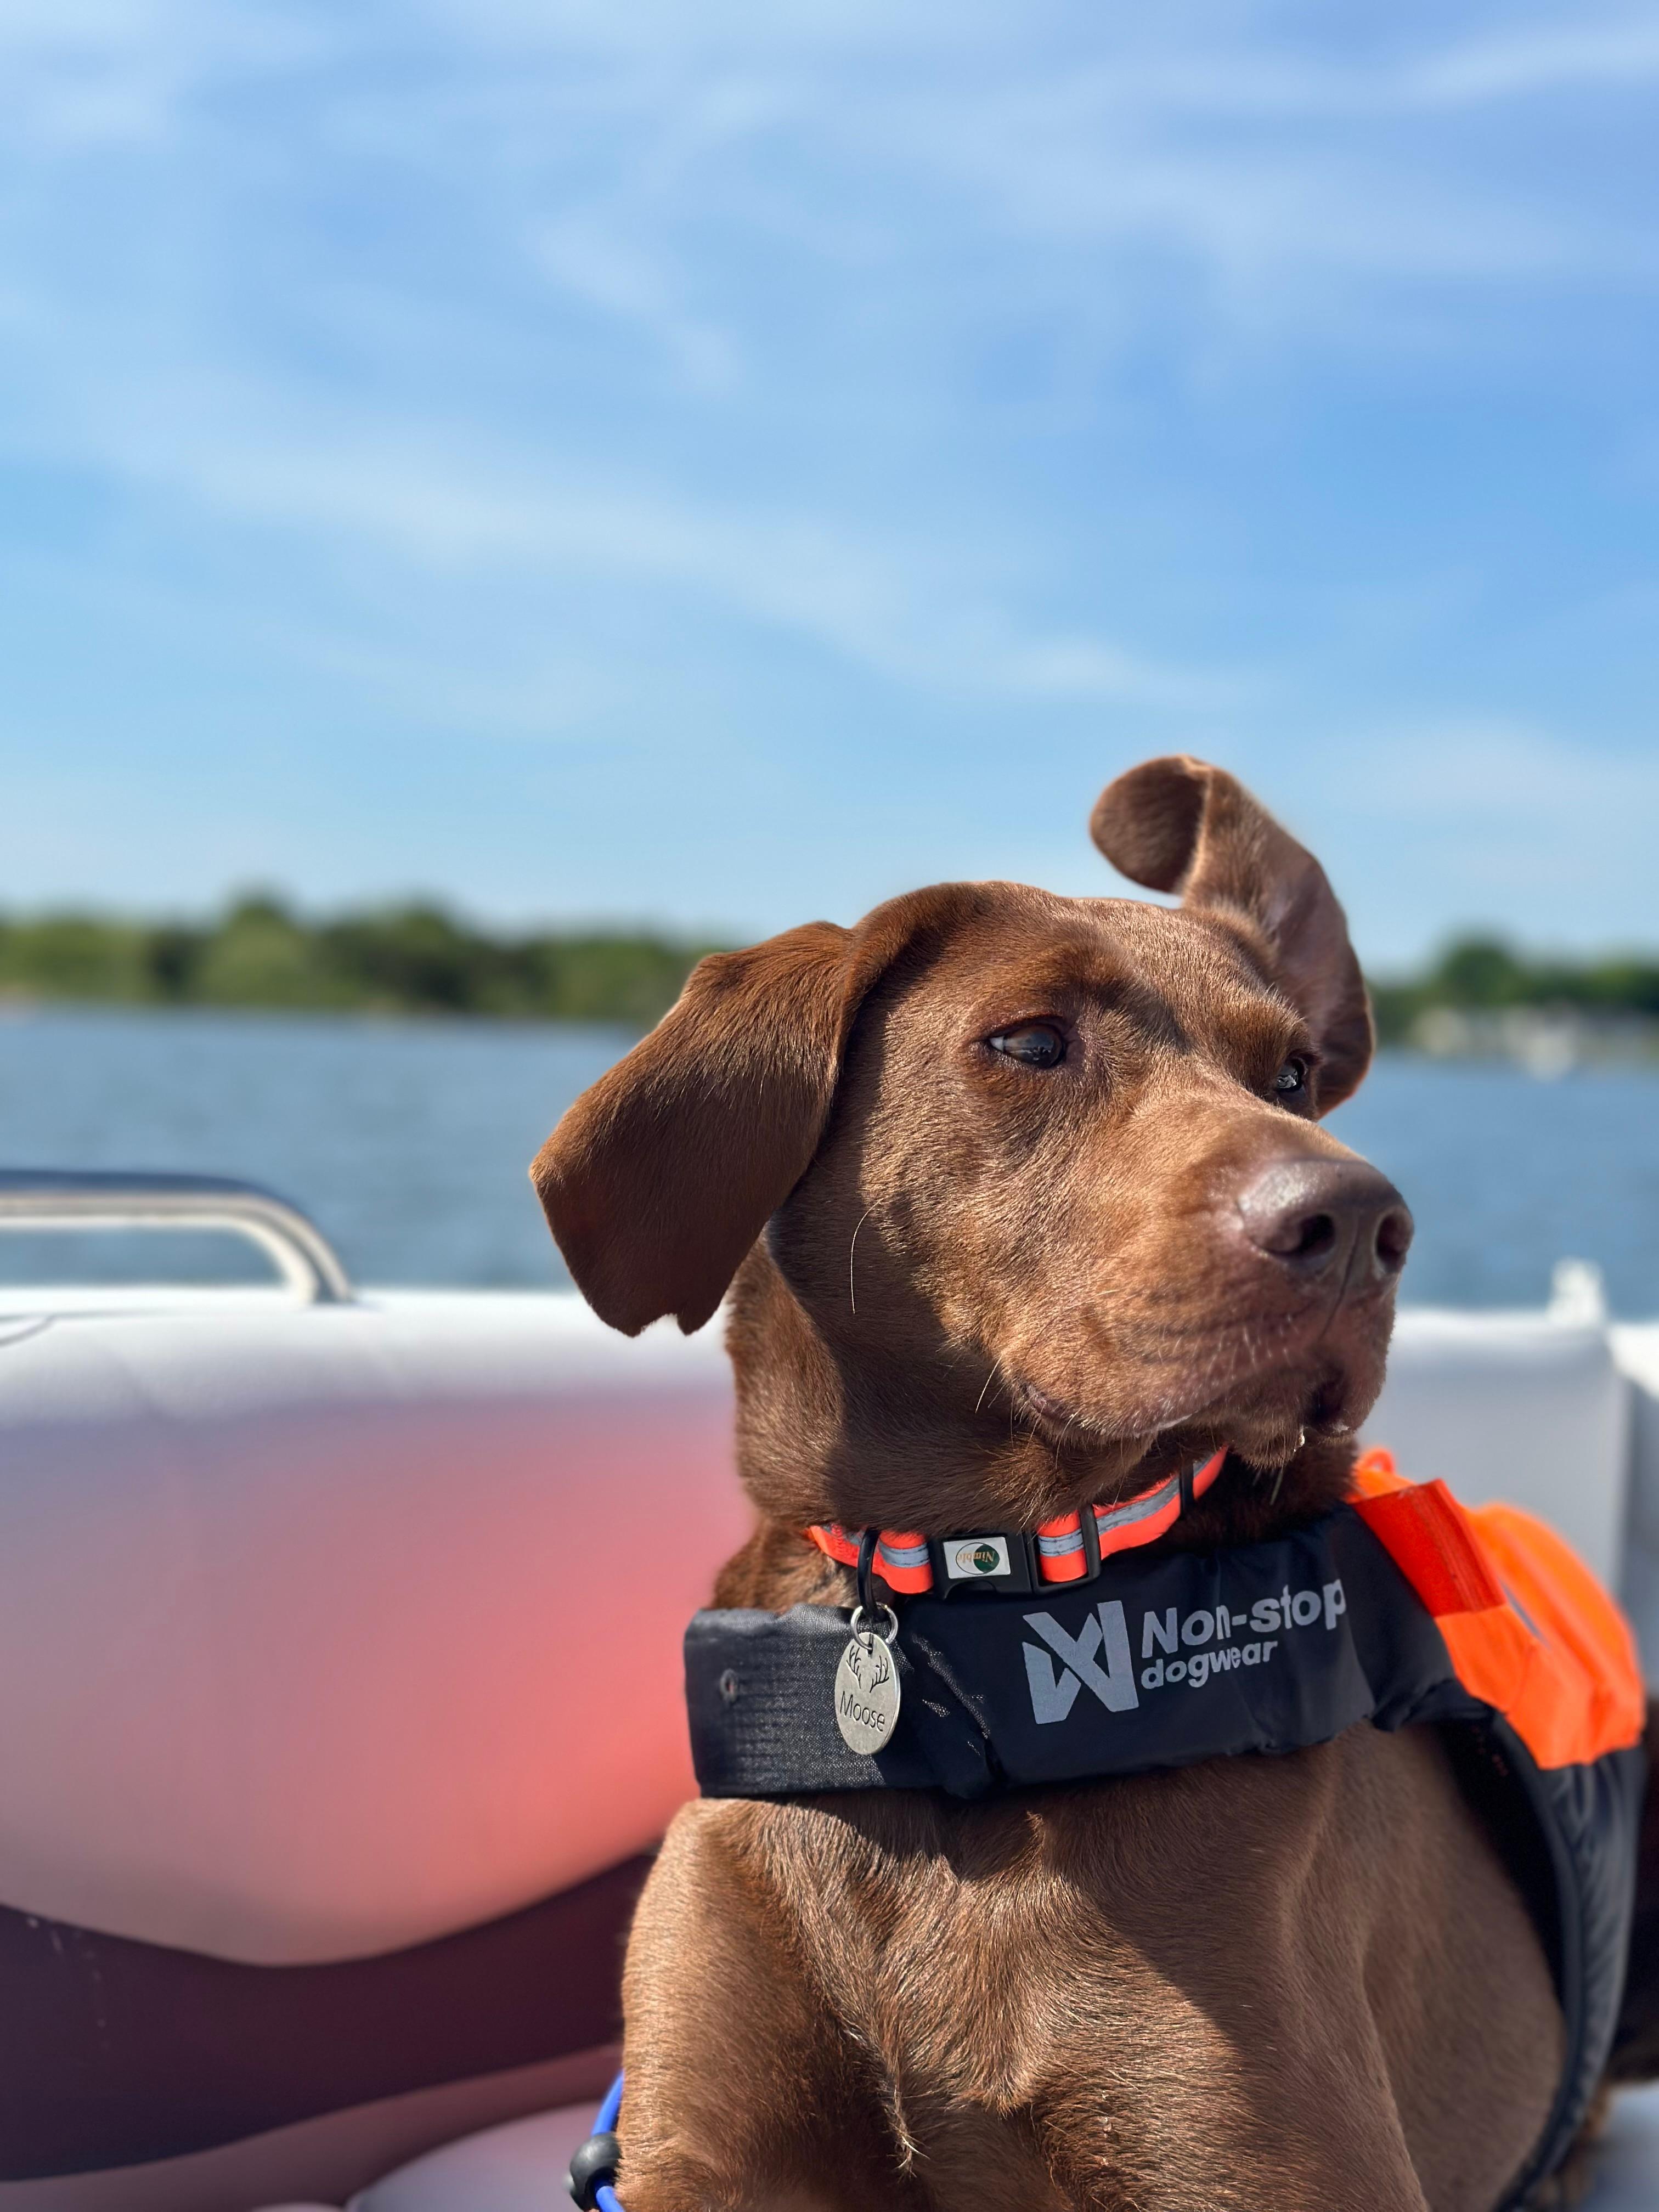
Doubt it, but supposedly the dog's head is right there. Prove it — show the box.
[533,756,1410,1534]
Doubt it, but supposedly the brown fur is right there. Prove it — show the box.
[534,755,1656,2209]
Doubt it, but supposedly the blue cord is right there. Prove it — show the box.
[596,2071,624,2135]
[590,2069,625,2211]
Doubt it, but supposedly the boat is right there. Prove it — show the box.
[0,1171,1656,2210]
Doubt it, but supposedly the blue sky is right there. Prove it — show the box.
[0,2,1656,968]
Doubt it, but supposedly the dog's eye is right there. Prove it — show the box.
[988,1024,1066,1069]
[1274,1056,1310,1098]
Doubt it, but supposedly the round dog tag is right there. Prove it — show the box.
[834,1610,901,1756]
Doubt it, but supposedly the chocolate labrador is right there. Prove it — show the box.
[534,755,1659,2210]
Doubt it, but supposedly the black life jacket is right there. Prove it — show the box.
[684,1463,1647,2208]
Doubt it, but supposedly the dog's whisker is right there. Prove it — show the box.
[848,1209,872,1318]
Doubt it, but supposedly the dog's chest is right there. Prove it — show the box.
[747,1765,1342,2094]
[645,1728,1560,2209]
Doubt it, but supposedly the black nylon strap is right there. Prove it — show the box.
[855,1527,879,1620]
[687,1508,1470,1800]
[685,1605,998,1799]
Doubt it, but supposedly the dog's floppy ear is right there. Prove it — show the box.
[532,889,974,1335]
[1090,754,1373,1110]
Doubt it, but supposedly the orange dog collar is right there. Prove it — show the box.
[806,1447,1228,1598]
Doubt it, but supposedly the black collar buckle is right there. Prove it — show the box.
[923,1507,1103,1600]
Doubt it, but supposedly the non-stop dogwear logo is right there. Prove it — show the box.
[1021,1578,1347,1723]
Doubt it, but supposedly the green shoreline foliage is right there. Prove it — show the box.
[0,896,723,1029]
[3,905,1658,1041]
[1368,937,1659,1047]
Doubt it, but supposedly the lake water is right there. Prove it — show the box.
[1,1004,1656,1314]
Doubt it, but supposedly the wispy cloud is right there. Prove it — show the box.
[1409,19,1659,107]
[86,405,1235,712]
[535,217,741,392]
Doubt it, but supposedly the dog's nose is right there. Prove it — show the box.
[1235,1158,1413,1293]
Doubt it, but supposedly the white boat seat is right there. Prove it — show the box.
[345,2101,597,2212]
[0,1286,744,2199]
[0,1289,746,1966]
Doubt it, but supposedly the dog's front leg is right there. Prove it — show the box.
[614,1802,920,2212]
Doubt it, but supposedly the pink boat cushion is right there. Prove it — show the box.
[0,1291,747,1963]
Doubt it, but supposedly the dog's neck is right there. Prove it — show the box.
[716,1246,1358,1611]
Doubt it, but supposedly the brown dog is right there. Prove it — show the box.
[535,755,1659,2210]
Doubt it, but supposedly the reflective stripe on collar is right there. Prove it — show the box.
[805,1523,935,1592]
[806,1448,1228,1596]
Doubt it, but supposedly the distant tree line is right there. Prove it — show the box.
[4,904,1657,1044]
[0,896,722,1028]
[1369,937,1659,1047]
